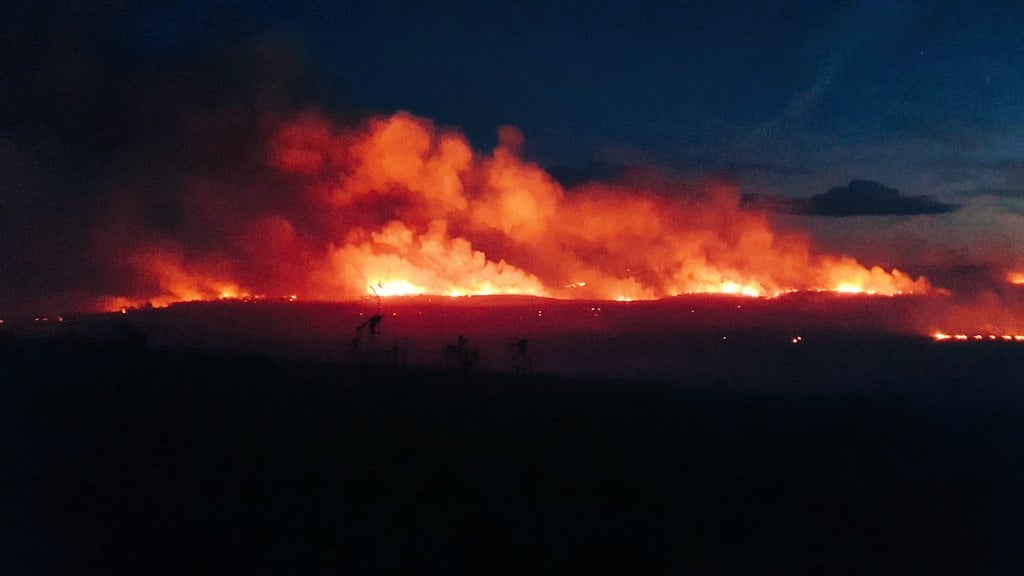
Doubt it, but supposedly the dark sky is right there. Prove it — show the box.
[250,2,1024,194]
[3,1,1024,312]
[111,1,1024,193]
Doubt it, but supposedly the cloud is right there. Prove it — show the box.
[743,179,958,217]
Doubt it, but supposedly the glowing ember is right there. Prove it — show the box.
[932,332,1024,343]
[101,111,932,310]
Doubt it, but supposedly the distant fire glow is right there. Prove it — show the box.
[1009,271,1024,285]
[104,111,931,311]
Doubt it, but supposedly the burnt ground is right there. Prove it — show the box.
[2,331,1023,574]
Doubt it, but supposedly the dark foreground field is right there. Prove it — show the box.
[3,334,1023,574]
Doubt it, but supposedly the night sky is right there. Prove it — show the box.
[242,1,1023,193]
[3,1,1024,313]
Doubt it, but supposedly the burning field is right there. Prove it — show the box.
[2,24,1021,340]
[38,109,1011,345]
[4,105,1022,375]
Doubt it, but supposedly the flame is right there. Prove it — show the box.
[371,279,426,297]
[1009,271,1024,285]
[102,111,932,310]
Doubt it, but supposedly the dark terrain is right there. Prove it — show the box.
[2,301,1023,574]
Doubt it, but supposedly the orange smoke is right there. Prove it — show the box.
[104,111,931,309]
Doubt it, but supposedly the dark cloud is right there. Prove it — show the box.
[743,179,958,217]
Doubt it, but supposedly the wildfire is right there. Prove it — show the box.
[101,111,933,311]
[1009,271,1024,285]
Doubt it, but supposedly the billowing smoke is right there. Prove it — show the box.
[92,109,931,311]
